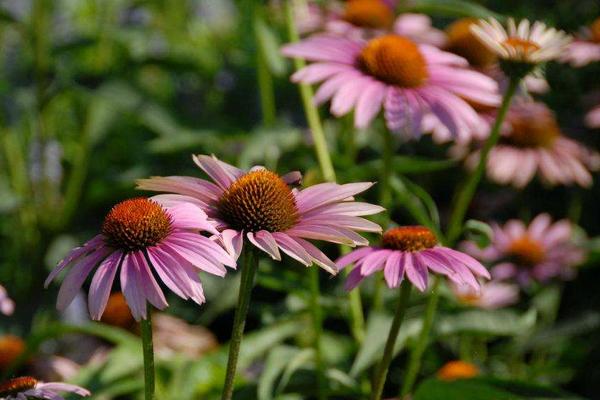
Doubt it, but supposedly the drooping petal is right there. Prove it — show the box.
[247,231,282,261]
[88,252,122,320]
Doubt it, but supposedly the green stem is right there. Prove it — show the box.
[286,1,365,390]
[400,278,440,397]
[371,283,412,400]
[222,248,259,400]
[309,267,326,400]
[254,12,276,127]
[284,0,336,183]
[446,78,520,244]
[380,126,395,210]
[141,311,155,400]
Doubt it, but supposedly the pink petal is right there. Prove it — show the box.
[88,252,122,320]
[247,231,282,261]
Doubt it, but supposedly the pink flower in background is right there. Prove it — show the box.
[451,280,519,309]
[0,284,14,316]
[585,104,600,128]
[137,155,383,274]
[463,101,600,187]
[45,198,235,321]
[326,0,396,37]
[463,214,586,286]
[282,33,499,139]
[561,18,600,67]
[337,226,490,291]
[393,13,446,46]
[0,376,90,400]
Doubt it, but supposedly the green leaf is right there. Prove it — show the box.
[255,16,287,76]
[464,219,493,249]
[259,346,303,400]
[436,309,537,337]
[390,176,442,239]
[350,313,422,377]
[277,348,315,393]
[414,378,583,400]
[405,0,503,19]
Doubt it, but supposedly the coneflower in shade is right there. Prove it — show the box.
[462,214,586,286]
[337,226,490,292]
[470,18,571,79]
[137,155,384,273]
[45,197,235,321]
[462,101,600,188]
[0,284,14,316]
[281,32,499,139]
[561,18,600,67]
[0,376,89,400]
[451,280,519,310]
[337,225,489,400]
[586,104,600,129]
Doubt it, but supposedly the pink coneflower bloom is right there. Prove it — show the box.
[585,104,600,128]
[463,101,600,187]
[137,155,383,273]
[561,18,600,67]
[282,33,499,138]
[463,214,585,286]
[336,226,490,292]
[0,376,89,400]
[451,280,519,310]
[45,198,235,321]
[0,284,14,316]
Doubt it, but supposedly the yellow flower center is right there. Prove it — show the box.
[343,0,394,30]
[0,377,37,396]
[437,361,479,381]
[101,292,137,332]
[0,335,25,372]
[382,226,438,252]
[503,37,541,59]
[102,198,172,250]
[508,236,545,267]
[445,18,497,67]
[217,170,299,232]
[503,107,560,148]
[359,35,429,88]
[590,18,600,43]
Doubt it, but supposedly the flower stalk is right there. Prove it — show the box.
[141,310,155,400]
[371,282,412,400]
[222,248,259,400]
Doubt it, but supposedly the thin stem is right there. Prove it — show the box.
[446,78,520,244]
[371,282,412,400]
[222,248,259,400]
[254,11,276,127]
[400,278,440,397]
[284,0,336,183]
[309,267,326,400]
[141,310,155,400]
[380,126,395,210]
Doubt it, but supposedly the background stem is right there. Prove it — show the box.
[371,283,412,400]
[400,278,440,397]
[141,310,155,400]
[309,266,326,400]
[446,78,520,244]
[222,248,259,400]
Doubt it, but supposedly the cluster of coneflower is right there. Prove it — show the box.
[0,2,595,400]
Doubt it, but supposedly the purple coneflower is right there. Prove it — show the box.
[0,376,89,400]
[45,198,235,321]
[337,226,490,292]
[137,155,383,273]
[463,101,600,188]
[451,280,519,310]
[0,284,14,316]
[561,18,600,67]
[281,32,499,138]
[463,214,585,286]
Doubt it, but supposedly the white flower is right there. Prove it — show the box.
[471,18,571,65]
